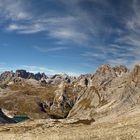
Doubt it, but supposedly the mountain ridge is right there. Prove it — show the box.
[0,63,139,124]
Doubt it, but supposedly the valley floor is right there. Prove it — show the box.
[0,110,140,140]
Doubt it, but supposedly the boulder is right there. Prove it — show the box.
[48,82,74,118]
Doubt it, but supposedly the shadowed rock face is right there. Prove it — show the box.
[15,70,47,80]
[15,70,30,79]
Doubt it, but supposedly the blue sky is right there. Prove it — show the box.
[0,0,140,75]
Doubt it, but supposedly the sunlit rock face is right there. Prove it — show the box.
[91,64,128,88]
[67,86,101,120]
[0,71,14,83]
[67,64,140,122]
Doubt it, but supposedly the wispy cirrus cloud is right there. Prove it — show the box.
[6,15,90,44]
[111,0,140,66]
[2,0,112,43]
[33,46,68,53]
[1,0,140,72]
[78,0,140,67]
[7,23,46,34]
[20,65,57,74]
[20,65,80,76]
[0,0,31,20]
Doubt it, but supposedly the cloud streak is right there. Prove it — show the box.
[33,46,68,53]
[20,65,57,74]
[7,23,46,34]
[0,0,31,20]
[20,65,80,76]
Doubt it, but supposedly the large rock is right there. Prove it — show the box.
[45,74,75,85]
[35,73,47,81]
[67,86,101,120]
[47,82,75,118]
[15,70,30,79]
[113,65,128,77]
[0,71,14,83]
[75,74,93,87]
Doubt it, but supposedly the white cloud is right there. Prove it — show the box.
[49,29,88,42]
[126,0,140,32]
[7,23,46,34]
[1,0,140,70]
[106,59,130,67]
[20,65,58,75]
[20,65,80,76]
[64,71,81,76]
[1,0,95,44]
[33,46,67,53]
[112,0,140,65]
[8,24,19,30]
[0,0,31,20]
[81,52,101,58]
[6,15,90,44]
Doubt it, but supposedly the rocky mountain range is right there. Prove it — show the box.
[0,64,139,123]
[0,70,47,83]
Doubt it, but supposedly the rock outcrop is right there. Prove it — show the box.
[15,70,47,80]
[91,64,128,88]
[0,71,14,83]
[68,86,101,120]
[45,82,75,119]
[45,74,75,85]
[113,65,128,76]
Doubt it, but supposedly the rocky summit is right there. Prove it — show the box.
[1,64,140,139]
